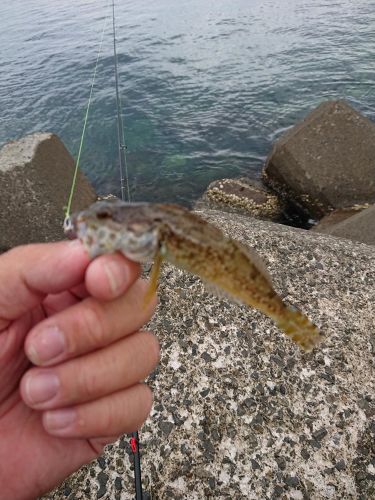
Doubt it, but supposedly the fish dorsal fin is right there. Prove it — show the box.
[232,240,274,285]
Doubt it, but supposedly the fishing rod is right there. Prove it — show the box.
[130,433,143,499]
[112,0,130,203]
[112,1,143,498]
[66,0,143,495]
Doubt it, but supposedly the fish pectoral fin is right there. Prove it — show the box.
[143,252,163,308]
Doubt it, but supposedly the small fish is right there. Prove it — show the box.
[64,200,322,351]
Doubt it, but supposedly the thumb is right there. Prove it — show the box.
[0,241,90,330]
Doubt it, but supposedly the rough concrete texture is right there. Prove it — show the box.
[263,100,375,220]
[0,133,96,252]
[310,207,365,233]
[44,209,375,499]
[313,204,375,246]
[197,177,284,222]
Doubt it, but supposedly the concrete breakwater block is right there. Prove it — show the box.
[263,100,375,220]
[47,210,375,499]
[313,204,375,246]
[198,177,284,222]
[310,207,363,233]
[0,133,96,251]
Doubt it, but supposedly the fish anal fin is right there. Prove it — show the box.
[202,280,244,306]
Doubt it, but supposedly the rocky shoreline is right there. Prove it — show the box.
[0,100,374,498]
[1,100,375,252]
[198,100,375,244]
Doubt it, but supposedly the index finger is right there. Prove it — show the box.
[0,241,89,330]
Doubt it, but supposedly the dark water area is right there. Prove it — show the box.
[1,0,374,205]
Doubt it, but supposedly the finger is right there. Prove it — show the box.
[88,435,124,455]
[42,384,153,438]
[21,331,159,409]
[70,283,89,299]
[40,253,141,316]
[85,252,140,301]
[42,291,81,316]
[25,279,157,366]
[0,241,89,329]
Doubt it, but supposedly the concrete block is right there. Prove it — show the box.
[197,177,284,222]
[46,209,375,499]
[0,133,97,251]
[263,100,375,220]
[314,204,375,245]
[310,207,361,233]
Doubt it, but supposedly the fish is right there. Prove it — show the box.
[64,199,322,351]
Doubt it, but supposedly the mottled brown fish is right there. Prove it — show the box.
[64,200,322,351]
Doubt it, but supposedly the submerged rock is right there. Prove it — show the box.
[46,209,375,499]
[263,100,375,222]
[197,177,284,222]
[0,133,96,252]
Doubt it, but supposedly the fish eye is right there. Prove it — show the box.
[97,211,111,219]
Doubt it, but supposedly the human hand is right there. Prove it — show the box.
[0,241,159,500]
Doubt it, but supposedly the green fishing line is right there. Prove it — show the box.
[65,0,110,219]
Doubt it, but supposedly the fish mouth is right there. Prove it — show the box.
[63,216,76,240]
[64,214,90,242]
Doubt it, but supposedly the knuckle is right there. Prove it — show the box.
[142,331,160,366]
[100,396,118,431]
[100,385,154,435]
[77,366,98,401]
[141,384,154,414]
[79,300,107,347]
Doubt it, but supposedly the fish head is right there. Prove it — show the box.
[64,200,160,262]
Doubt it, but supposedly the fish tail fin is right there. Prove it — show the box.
[275,306,322,352]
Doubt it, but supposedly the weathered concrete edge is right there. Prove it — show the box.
[0,132,53,173]
[197,208,375,254]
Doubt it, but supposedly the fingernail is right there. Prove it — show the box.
[44,408,77,431]
[24,371,60,405]
[27,326,66,365]
[104,260,128,295]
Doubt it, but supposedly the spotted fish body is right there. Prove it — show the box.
[65,200,322,351]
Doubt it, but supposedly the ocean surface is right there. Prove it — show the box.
[1,0,374,204]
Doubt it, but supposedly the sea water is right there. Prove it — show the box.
[1,0,374,204]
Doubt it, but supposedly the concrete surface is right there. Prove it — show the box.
[44,209,375,500]
[313,204,375,246]
[263,100,375,221]
[310,208,364,233]
[0,133,96,252]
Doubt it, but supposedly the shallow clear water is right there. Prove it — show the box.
[1,0,374,204]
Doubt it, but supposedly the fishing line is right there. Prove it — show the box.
[64,0,111,219]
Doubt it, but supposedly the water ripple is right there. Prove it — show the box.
[0,0,374,204]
